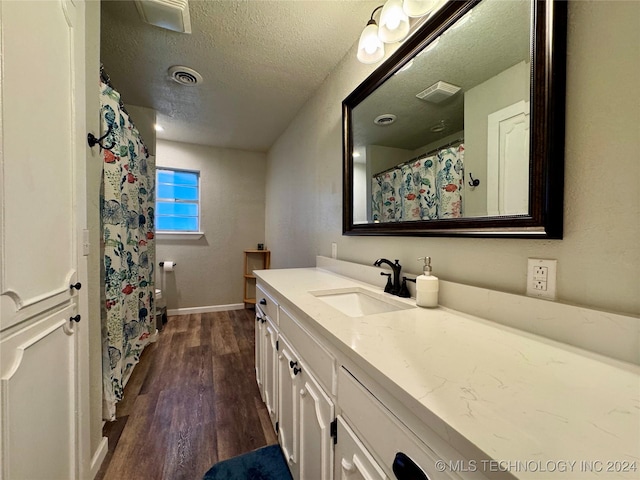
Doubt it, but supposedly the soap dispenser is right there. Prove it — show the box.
[416,256,439,308]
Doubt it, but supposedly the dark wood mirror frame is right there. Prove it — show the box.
[342,0,567,238]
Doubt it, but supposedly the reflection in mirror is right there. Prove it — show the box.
[344,0,566,238]
[352,0,531,224]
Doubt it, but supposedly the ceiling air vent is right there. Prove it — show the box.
[134,0,192,34]
[374,114,397,126]
[416,81,461,103]
[168,66,202,86]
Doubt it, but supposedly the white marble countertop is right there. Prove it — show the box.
[255,267,640,480]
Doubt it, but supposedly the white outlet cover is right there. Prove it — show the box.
[526,258,557,300]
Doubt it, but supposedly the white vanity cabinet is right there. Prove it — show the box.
[338,367,476,480]
[298,360,335,479]
[277,335,299,474]
[255,279,477,480]
[262,316,279,428]
[334,416,388,480]
[277,307,336,480]
[255,285,279,430]
[255,283,338,480]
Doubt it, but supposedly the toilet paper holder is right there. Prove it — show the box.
[159,262,177,267]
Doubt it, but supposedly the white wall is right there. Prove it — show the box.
[265,1,640,317]
[156,139,266,310]
[124,104,157,156]
[353,161,367,224]
[85,0,104,461]
[464,61,530,217]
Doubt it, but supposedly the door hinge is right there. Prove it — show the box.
[276,340,279,351]
[330,418,337,445]
[275,421,279,433]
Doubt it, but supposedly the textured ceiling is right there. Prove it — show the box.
[101,0,381,152]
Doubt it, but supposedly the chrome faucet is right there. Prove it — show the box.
[373,258,402,296]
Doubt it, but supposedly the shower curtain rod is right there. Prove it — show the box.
[373,137,464,177]
[96,64,150,153]
[100,64,130,117]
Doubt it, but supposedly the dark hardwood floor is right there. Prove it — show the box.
[96,309,278,480]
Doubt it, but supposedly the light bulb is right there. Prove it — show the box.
[357,22,385,64]
[364,38,378,55]
[386,16,401,31]
[378,0,410,44]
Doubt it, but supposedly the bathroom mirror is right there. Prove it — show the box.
[343,0,566,238]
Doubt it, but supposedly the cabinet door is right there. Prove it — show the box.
[334,417,388,480]
[278,336,300,478]
[0,0,88,477]
[299,367,335,480]
[255,308,264,397]
[263,317,279,428]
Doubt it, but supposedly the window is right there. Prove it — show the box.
[156,168,200,232]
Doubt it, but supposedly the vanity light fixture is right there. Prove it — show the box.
[378,0,410,43]
[356,0,445,64]
[403,0,439,18]
[357,6,385,64]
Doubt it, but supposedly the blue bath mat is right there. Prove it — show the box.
[203,444,292,480]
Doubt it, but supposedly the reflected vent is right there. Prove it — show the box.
[416,81,461,103]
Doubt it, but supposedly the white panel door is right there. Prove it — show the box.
[278,336,300,478]
[1,305,78,479]
[255,308,265,397]
[0,0,88,478]
[299,367,334,480]
[263,317,279,428]
[487,101,530,216]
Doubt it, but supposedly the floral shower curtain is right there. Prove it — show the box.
[100,80,156,420]
[371,144,464,222]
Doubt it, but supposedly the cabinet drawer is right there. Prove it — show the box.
[335,416,387,480]
[339,367,460,480]
[279,306,335,395]
[256,284,278,323]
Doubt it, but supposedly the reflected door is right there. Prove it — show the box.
[487,100,531,216]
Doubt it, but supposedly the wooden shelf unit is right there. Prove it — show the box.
[243,249,271,306]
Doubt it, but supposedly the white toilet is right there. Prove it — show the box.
[155,288,168,331]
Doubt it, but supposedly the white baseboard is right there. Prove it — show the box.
[167,303,245,316]
[90,436,109,479]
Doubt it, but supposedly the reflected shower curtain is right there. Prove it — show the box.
[100,80,156,420]
[371,144,464,222]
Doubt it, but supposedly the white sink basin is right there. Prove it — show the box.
[310,287,414,317]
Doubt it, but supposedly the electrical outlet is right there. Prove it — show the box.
[527,258,557,299]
